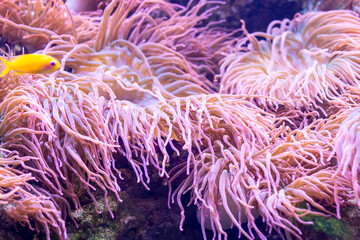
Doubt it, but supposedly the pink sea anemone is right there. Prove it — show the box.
[0,74,122,214]
[167,98,276,239]
[0,148,66,239]
[334,107,360,206]
[0,0,100,51]
[0,0,233,239]
[168,114,353,239]
[0,0,359,240]
[219,10,360,113]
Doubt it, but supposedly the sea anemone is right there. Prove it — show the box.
[0,0,359,240]
[219,10,360,114]
[0,73,122,215]
[0,0,100,51]
[168,115,353,240]
[334,107,360,206]
[0,148,66,239]
[168,98,277,239]
[0,0,233,239]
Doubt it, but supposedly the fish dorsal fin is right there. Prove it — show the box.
[0,57,11,77]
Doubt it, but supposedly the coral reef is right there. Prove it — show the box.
[0,0,359,240]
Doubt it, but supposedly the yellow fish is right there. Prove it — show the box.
[0,54,60,77]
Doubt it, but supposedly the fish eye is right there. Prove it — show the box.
[50,61,56,66]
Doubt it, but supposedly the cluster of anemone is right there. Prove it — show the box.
[0,0,360,240]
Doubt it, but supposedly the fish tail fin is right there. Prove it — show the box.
[0,57,10,77]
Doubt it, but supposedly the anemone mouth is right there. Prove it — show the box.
[196,193,261,231]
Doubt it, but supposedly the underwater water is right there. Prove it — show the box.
[0,0,360,240]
